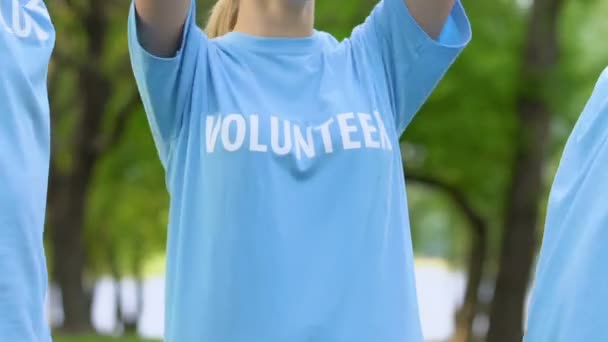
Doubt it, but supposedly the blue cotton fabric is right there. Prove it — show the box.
[129,1,471,341]
[0,0,55,341]
[526,67,608,342]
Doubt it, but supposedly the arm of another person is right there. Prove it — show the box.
[347,0,471,135]
[129,0,206,166]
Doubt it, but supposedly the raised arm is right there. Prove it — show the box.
[404,0,455,39]
[134,0,192,57]
[129,0,205,165]
[345,0,470,134]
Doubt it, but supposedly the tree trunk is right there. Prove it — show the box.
[48,71,109,332]
[46,1,115,332]
[486,0,566,341]
[453,220,487,342]
[123,247,144,336]
[121,280,142,336]
[48,177,92,333]
[114,279,123,334]
[406,170,488,342]
[107,243,123,334]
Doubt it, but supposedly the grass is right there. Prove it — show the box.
[54,335,160,342]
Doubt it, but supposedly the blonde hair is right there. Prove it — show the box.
[206,0,240,38]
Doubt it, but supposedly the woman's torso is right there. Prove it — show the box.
[161,32,423,342]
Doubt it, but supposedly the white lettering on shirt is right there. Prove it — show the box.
[204,111,393,159]
[314,118,335,154]
[270,116,292,155]
[221,114,246,152]
[0,0,51,41]
[206,115,222,153]
[249,115,268,152]
[293,124,315,160]
[374,111,393,151]
[358,113,381,149]
[336,113,362,150]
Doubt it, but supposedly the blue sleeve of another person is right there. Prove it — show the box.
[525,67,608,342]
[347,0,471,135]
[128,0,206,167]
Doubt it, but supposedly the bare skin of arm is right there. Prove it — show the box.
[404,0,456,39]
[133,0,455,56]
[134,0,191,57]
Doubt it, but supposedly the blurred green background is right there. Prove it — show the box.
[45,0,608,341]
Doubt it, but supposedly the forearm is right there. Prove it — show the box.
[404,0,455,39]
[134,0,191,57]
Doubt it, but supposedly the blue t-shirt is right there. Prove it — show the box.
[129,1,470,341]
[525,68,608,342]
[0,0,55,341]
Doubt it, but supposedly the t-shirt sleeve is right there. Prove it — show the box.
[128,0,206,166]
[348,0,471,135]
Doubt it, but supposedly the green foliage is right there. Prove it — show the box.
[404,0,523,265]
[403,0,608,270]
[46,0,169,281]
[408,186,470,264]
[85,110,168,276]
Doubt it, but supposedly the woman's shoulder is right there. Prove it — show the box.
[315,30,340,49]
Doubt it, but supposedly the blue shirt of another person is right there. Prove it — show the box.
[0,0,55,341]
[129,1,471,341]
[526,67,608,342]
